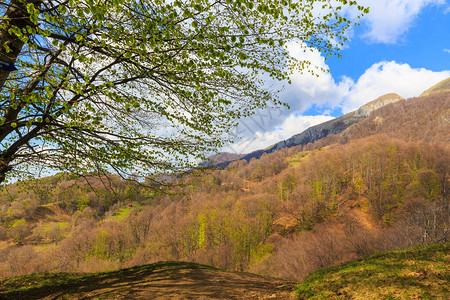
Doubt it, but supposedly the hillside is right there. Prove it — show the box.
[1,133,448,281]
[420,77,450,97]
[204,152,246,166]
[0,79,448,292]
[0,262,295,299]
[0,243,447,299]
[310,91,450,149]
[296,243,449,299]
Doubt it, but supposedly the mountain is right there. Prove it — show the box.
[352,93,404,117]
[336,91,450,145]
[204,152,246,166]
[1,85,448,283]
[218,93,404,165]
[215,77,450,166]
[420,77,450,97]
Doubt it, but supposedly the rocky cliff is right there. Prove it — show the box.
[353,93,404,117]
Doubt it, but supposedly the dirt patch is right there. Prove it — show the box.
[1,262,296,299]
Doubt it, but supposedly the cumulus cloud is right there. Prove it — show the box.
[228,42,348,143]
[277,43,450,118]
[283,43,353,110]
[229,53,450,153]
[350,0,446,44]
[444,49,450,53]
[341,61,450,112]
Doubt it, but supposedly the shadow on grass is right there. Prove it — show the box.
[1,261,295,300]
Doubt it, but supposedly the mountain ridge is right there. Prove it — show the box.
[213,77,450,166]
[215,92,405,166]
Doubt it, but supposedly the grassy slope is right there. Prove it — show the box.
[108,202,141,221]
[420,77,450,96]
[0,261,295,299]
[1,244,448,299]
[296,243,450,299]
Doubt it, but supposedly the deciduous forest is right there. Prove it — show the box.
[1,92,448,281]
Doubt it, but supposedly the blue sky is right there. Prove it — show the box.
[327,1,450,81]
[228,0,450,154]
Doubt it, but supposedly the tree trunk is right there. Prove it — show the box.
[0,0,41,91]
[0,0,42,184]
[0,159,12,184]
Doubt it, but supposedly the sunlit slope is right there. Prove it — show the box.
[296,243,450,299]
[420,77,450,97]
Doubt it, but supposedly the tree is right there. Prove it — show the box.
[0,0,366,184]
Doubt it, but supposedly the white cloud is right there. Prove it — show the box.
[228,56,450,153]
[341,61,450,113]
[282,42,352,112]
[284,43,450,113]
[350,0,446,44]
[229,42,349,143]
[226,40,450,153]
[444,49,450,53]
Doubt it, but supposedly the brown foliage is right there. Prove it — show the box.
[312,92,450,150]
[0,94,448,281]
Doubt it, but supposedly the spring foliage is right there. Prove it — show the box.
[0,92,448,279]
[0,0,367,183]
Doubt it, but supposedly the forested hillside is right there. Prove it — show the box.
[0,93,448,281]
[311,91,450,149]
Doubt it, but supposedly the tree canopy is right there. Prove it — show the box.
[0,0,367,184]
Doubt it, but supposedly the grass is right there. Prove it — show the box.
[421,77,450,96]
[296,242,450,299]
[109,202,141,221]
[289,151,311,166]
[1,243,447,299]
[0,261,219,297]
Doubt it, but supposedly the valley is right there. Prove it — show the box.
[0,81,449,298]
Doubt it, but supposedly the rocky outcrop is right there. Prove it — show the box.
[260,111,362,153]
[354,93,404,117]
